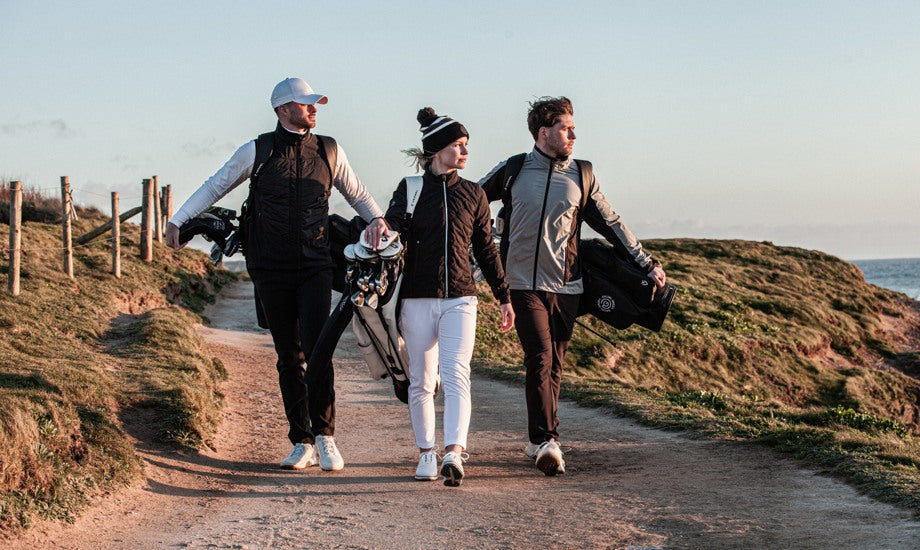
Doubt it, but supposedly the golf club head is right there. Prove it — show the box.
[355,244,377,261]
[209,244,223,266]
[378,239,404,260]
[365,293,379,310]
[360,228,399,250]
[350,291,365,307]
[343,243,357,262]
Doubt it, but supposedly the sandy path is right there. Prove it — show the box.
[13,280,920,549]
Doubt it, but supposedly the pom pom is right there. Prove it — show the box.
[417,107,438,128]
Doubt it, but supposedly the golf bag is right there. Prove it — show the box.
[577,238,676,332]
[177,206,242,266]
[307,222,413,403]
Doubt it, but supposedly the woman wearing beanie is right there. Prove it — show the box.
[379,108,515,486]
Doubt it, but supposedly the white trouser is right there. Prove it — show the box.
[399,296,478,450]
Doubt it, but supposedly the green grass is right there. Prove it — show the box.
[475,238,920,513]
[0,199,235,534]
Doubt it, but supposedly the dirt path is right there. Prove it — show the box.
[13,281,920,549]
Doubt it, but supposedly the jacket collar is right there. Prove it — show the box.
[274,122,311,145]
[425,165,461,186]
[531,145,573,170]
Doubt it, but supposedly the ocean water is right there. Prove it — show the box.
[852,258,920,300]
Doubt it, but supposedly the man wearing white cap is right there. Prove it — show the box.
[166,77,388,472]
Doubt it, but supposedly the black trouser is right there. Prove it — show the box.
[250,267,334,444]
[510,289,580,445]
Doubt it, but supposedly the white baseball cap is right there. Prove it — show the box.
[270,77,328,108]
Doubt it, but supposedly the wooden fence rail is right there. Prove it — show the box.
[75,206,142,245]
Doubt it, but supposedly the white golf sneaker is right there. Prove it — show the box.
[440,451,468,487]
[535,440,565,476]
[315,435,345,471]
[415,450,439,481]
[279,443,316,470]
[524,441,541,459]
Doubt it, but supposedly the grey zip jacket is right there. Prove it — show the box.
[480,147,656,295]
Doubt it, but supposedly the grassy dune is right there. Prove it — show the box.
[0,198,235,534]
[475,238,920,511]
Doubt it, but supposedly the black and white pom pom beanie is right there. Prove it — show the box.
[417,107,469,156]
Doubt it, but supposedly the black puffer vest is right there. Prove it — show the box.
[245,124,335,271]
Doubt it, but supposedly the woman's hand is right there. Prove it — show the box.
[364,217,391,250]
[499,303,515,333]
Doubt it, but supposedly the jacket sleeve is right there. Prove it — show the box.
[471,186,511,304]
[580,174,658,271]
[169,140,255,227]
[382,179,409,236]
[477,160,508,202]
[331,143,384,222]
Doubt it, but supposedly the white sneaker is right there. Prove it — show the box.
[279,443,316,470]
[315,435,345,471]
[524,442,540,459]
[440,451,468,487]
[415,450,439,481]
[535,440,565,476]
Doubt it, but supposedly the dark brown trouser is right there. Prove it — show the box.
[510,289,580,444]
[251,267,335,444]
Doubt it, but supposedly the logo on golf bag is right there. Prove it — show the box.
[597,295,615,312]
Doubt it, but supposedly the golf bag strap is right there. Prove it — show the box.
[251,132,275,186]
[573,159,594,214]
[405,176,423,218]
[316,134,338,189]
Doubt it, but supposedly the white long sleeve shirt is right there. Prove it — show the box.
[169,131,382,228]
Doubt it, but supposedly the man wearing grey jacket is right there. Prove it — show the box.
[479,96,666,476]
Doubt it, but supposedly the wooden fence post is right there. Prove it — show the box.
[111,192,121,278]
[8,181,22,295]
[159,185,167,237]
[152,175,162,243]
[60,176,74,278]
[165,184,173,224]
[140,178,153,261]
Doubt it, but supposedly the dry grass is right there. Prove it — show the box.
[1,179,103,225]
[0,202,235,534]
[475,238,920,512]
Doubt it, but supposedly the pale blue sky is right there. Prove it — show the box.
[2,1,918,259]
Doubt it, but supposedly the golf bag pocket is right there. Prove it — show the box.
[351,317,390,380]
